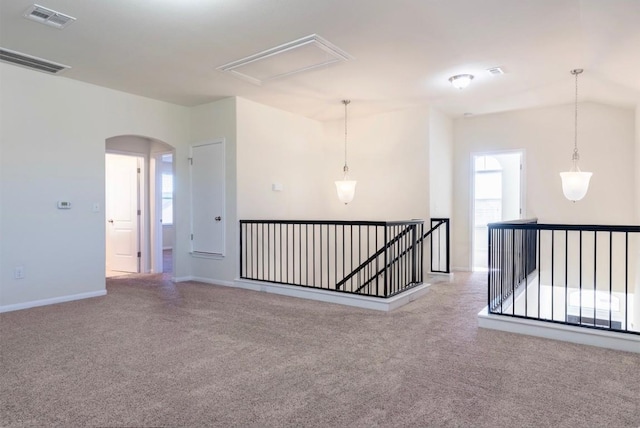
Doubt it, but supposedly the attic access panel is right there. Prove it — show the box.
[217,34,352,85]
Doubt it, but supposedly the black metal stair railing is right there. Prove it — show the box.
[239,218,450,298]
[488,219,640,335]
[340,221,424,297]
[430,218,450,274]
[488,219,538,312]
[337,219,450,295]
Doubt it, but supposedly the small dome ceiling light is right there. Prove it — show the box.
[449,74,474,89]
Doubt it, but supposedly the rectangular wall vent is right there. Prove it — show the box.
[24,4,76,29]
[0,48,70,74]
[217,34,352,85]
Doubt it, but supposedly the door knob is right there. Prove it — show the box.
[108,219,114,223]
[215,216,222,221]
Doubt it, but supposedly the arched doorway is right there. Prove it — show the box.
[472,151,524,270]
[105,135,175,277]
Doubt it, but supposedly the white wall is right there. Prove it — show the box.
[453,102,636,270]
[162,226,174,249]
[0,63,189,310]
[237,99,431,222]
[497,153,522,221]
[187,97,238,283]
[236,98,326,219]
[429,108,453,218]
[337,107,430,221]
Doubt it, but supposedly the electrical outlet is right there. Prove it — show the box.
[14,266,25,279]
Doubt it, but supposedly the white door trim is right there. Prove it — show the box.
[470,149,525,271]
[150,151,175,273]
[190,139,226,256]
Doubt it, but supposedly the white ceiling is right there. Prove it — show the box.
[1,0,639,121]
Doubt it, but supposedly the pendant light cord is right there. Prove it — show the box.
[343,100,350,172]
[572,69,582,161]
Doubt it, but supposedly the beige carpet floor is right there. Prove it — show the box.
[1,272,639,427]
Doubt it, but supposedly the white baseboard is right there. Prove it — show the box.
[173,276,235,288]
[187,276,235,287]
[176,276,432,311]
[428,272,454,282]
[478,307,640,354]
[0,290,107,314]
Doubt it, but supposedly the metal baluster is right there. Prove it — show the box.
[593,231,597,327]
[551,230,555,320]
[565,230,568,323]
[512,229,516,315]
[609,231,612,329]
[579,230,583,325]
[624,232,628,332]
[537,229,541,319]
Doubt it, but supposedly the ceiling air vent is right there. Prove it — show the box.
[487,67,505,75]
[0,48,70,74]
[24,4,76,29]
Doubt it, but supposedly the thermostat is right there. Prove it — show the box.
[57,201,72,209]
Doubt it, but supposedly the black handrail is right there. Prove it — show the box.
[341,219,447,292]
[489,221,639,232]
[240,219,424,226]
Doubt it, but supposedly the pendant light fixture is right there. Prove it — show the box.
[560,69,592,202]
[335,99,357,204]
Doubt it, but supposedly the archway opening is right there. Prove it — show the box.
[105,135,175,278]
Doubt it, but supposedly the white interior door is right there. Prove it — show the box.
[106,153,140,272]
[191,140,225,255]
